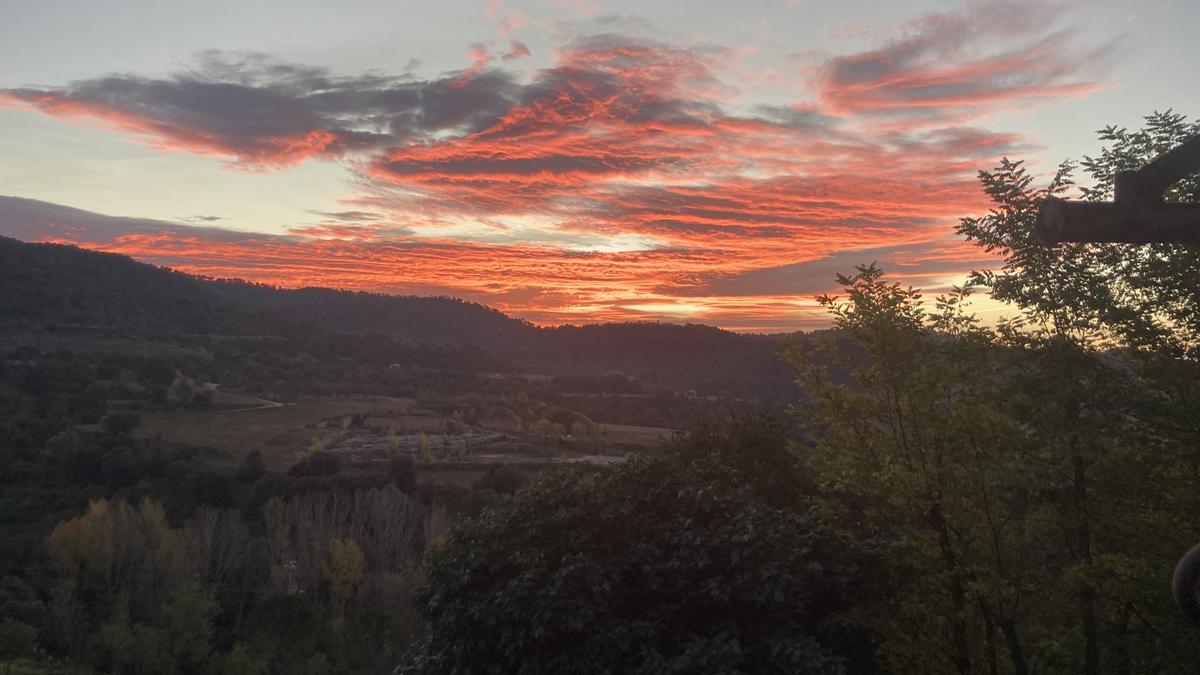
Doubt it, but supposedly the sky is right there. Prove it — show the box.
[0,0,1196,332]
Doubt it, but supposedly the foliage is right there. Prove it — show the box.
[417,432,434,463]
[784,265,1040,673]
[323,538,365,631]
[528,417,566,444]
[955,111,1200,673]
[958,110,1200,357]
[387,455,417,493]
[781,112,1200,673]
[0,619,38,673]
[287,451,341,477]
[406,439,884,675]
[237,450,266,483]
[46,498,218,673]
[100,412,141,436]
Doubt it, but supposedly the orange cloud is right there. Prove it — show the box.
[0,9,1111,330]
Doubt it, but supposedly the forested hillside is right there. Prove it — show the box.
[0,237,253,335]
[0,235,801,398]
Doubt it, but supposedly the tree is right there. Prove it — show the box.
[569,421,606,452]
[676,411,814,509]
[1074,111,1200,355]
[783,265,1036,674]
[139,357,176,388]
[288,451,341,477]
[101,411,140,436]
[388,455,416,493]
[0,577,43,629]
[405,447,883,674]
[243,595,329,671]
[0,619,37,675]
[771,111,1200,672]
[528,417,562,446]
[47,498,221,673]
[322,538,365,632]
[475,465,526,495]
[175,381,194,406]
[236,450,266,483]
[262,487,422,596]
[953,112,1200,673]
[43,428,82,460]
[417,432,434,463]
[190,388,214,410]
[212,642,269,675]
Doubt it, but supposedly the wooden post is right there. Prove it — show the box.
[1037,199,1200,244]
[1036,133,1200,245]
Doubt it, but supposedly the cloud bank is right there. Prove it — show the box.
[0,1,1111,330]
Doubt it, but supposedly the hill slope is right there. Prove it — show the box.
[0,236,250,334]
[0,236,803,398]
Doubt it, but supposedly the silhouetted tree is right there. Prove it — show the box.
[101,412,140,436]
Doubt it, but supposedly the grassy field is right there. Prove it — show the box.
[133,396,415,469]
[3,658,92,674]
[599,423,675,447]
[129,399,666,472]
[209,388,279,410]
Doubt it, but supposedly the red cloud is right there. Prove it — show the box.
[3,193,1002,332]
[0,13,1111,329]
[40,223,999,331]
[360,35,1013,262]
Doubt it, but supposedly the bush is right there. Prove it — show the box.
[287,451,342,478]
[475,465,526,495]
[406,450,883,674]
[237,450,266,483]
[190,389,214,410]
[387,455,416,493]
[101,412,141,436]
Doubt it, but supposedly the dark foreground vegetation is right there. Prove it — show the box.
[2,112,1199,673]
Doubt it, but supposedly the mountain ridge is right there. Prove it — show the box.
[1,236,807,398]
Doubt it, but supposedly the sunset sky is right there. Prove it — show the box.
[2,0,1196,331]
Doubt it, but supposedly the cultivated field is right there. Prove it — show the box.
[130,395,666,473]
[598,423,674,447]
[133,396,415,468]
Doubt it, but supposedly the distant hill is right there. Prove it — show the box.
[0,236,804,398]
[0,235,253,335]
[216,281,536,347]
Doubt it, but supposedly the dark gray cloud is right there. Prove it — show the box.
[0,195,279,247]
[0,36,750,174]
[0,195,197,242]
[305,209,383,222]
[817,1,1114,121]
[750,105,839,131]
[671,241,991,298]
[1,51,522,166]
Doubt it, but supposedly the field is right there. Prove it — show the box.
[129,396,669,473]
[133,396,415,468]
[599,423,674,447]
